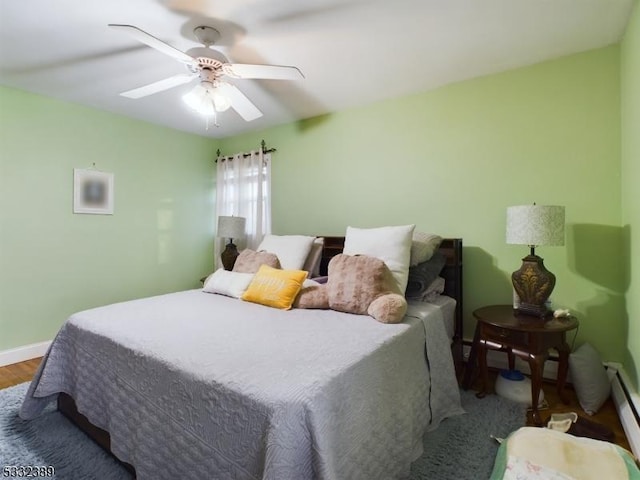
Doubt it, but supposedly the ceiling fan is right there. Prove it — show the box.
[108,24,304,124]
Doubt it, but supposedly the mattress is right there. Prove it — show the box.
[21,290,463,480]
[407,295,457,341]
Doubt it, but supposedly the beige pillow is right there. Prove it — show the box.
[294,284,329,309]
[327,254,406,323]
[233,249,281,274]
[368,293,407,324]
[410,232,443,266]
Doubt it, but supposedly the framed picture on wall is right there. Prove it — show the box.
[73,168,114,215]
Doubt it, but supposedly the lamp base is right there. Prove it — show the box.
[512,254,555,319]
[220,241,239,271]
[514,303,552,318]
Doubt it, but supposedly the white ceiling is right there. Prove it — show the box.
[0,0,633,139]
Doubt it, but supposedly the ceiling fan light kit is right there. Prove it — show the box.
[108,24,304,128]
[183,81,231,114]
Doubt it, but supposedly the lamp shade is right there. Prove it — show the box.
[217,216,246,240]
[506,205,565,247]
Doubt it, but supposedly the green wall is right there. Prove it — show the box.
[1,36,634,380]
[220,46,626,363]
[621,0,640,390]
[0,86,217,350]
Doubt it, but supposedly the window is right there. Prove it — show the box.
[216,151,271,250]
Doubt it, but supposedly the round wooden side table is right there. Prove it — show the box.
[473,305,579,426]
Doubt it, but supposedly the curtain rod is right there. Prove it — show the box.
[215,139,276,163]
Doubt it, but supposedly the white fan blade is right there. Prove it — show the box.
[217,83,263,121]
[120,73,195,99]
[222,64,304,80]
[108,24,194,64]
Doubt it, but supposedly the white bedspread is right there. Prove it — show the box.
[21,290,463,480]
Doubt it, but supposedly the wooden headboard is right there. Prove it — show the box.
[318,237,464,363]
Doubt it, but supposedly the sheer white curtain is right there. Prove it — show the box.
[215,149,271,267]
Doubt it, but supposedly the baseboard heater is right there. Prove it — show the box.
[609,364,640,459]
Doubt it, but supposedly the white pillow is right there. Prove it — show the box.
[410,232,443,266]
[343,224,415,293]
[258,234,316,270]
[203,269,254,298]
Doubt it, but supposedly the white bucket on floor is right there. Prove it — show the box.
[495,369,544,407]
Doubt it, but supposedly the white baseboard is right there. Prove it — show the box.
[607,362,640,459]
[0,341,50,367]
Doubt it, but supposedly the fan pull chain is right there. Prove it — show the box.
[205,100,220,130]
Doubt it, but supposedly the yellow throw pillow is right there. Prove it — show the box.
[241,265,308,310]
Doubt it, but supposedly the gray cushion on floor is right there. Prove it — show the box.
[569,342,611,415]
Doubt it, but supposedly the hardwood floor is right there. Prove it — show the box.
[0,358,41,390]
[1,357,633,455]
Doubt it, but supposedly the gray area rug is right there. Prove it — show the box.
[0,383,131,480]
[409,389,527,479]
[1,383,526,479]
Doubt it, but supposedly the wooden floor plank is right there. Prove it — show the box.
[0,367,23,389]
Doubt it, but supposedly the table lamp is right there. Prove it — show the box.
[217,215,246,270]
[506,204,565,317]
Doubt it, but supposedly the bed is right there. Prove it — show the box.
[20,236,464,480]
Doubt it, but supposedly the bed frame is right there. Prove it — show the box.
[58,236,463,477]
